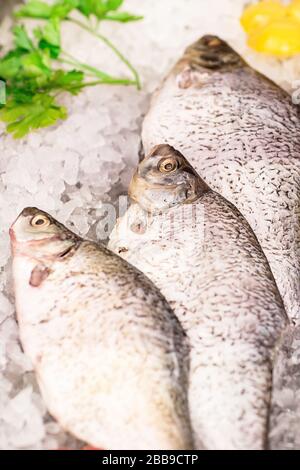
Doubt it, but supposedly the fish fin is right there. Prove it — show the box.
[29,264,51,287]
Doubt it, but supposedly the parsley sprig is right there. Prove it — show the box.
[0,0,143,138]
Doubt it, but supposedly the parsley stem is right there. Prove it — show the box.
[58,53,134,85]
[54,78,136,97]
[58,54,111,80]
[81,78,136,87]
[67,17,141,90]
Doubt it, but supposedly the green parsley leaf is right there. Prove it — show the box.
[77,0,104,18]
[13,25,35,52]
[51,0,80,19]
[35,18,61,58]
[0,93,67,138]
[2,0,142,138]
[15,1,52,19]
[103,11,143,22]
[77,0,124,18]
[0,49,50,83]
[6,69,84,104]
[103,0,124,10]
[45,70,85,95]
[20,50,51,78]
[7,83,37,103]
[16,0,79,20]
[0,53,23,80]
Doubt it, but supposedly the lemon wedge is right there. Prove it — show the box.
[248,18,300,57]
[287,0,300,23]
[241,0,287,33]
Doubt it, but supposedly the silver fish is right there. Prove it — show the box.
[108,144,288,450]
[9,207,193,450]
[142,35,300,322]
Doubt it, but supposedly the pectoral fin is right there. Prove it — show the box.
[30,264,51,287]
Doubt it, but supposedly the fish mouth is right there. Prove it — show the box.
[129,177,179,204]
[180,35,244,70]
[9,207,43,245]
[129,175,189,214]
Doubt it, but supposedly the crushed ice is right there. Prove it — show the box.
[0,0,300,449]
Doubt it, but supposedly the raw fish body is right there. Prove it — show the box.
[10,208,193,450]
[109,145,288,449]
[142,36,300,322]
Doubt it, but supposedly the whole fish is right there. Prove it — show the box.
[108,144,288,450]
[10,207,193,450]
[142,35,300,322]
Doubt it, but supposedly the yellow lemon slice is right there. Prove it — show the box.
[241,0,287,34]
[287,0,300,23]
[248,18,300,57]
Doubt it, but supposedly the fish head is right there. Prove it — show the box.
[129,144,210,213]
[10,207,80,261]
[177,35,244,73]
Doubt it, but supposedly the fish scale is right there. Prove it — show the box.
[109,144,288,449]
[142,36,300,322]
[10,208,193,450]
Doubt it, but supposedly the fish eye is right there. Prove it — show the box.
[30,215,50,228]
[158,157,179,173]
